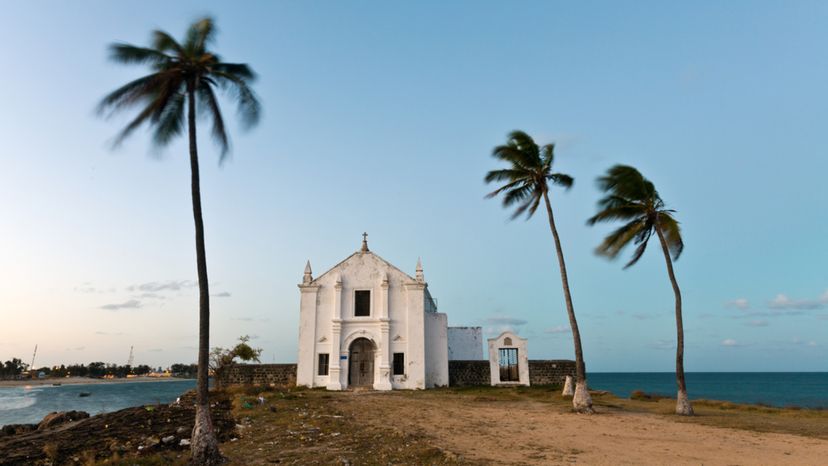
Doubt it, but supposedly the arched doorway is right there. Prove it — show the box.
[348,338,375,387]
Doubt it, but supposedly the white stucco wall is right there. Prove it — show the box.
[297,250,432,390]
[424,312,449,387]
[488,331,530,386]
[447,326,484,360]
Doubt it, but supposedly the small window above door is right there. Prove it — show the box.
[354,290,371,317]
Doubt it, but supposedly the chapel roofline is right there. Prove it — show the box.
[309,250,419,285]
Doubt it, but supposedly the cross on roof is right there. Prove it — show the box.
[361,232,369,252]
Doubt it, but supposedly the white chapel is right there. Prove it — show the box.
[296,234,482,390]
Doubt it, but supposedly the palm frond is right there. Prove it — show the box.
[485,178,525,199]
[587,204,646,225]
[507,130,540,160]
[151,30,183,55]
[152,90,186,147]
[590,164,684,269]
[501,184,535,208]
[197,82,229,159]
[109,44,172,66]
[492,144,538,171]
[523,192,543,219]
[625,239,650,268]
[484,168,528,184]
[112,100,158,147]
[594,219,647,260]
[510,191,542,220]
[658,212,684,260]
[548,173,573,189]
[211,70,261,129]
[213,63,256,81]
[97,72,169,115]
[540,143,555,166]
[184,17,215,55]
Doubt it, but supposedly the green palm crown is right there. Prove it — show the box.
[587,165,683,268]
[98,17,260,160]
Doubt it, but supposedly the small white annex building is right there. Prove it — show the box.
[297,235,481,390]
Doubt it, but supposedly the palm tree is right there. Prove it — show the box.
[587,165,693,416]
[485,130,594,413]
[98,17,261,463]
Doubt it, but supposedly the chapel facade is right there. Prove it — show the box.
[296,235,481,390]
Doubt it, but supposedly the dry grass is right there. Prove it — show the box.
[100,385,828,465]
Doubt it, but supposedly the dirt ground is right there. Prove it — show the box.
[221,386,828,466]
[3,386,827,465]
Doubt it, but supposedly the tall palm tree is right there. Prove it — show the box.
[98,17,261,463]
[485,130,594,413]
[587,165,693,416]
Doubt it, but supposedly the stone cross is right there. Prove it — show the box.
[361,232,369,252]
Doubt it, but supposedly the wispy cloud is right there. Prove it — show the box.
[647,339,674,350]
[232,316,270,323]
[725,298,750,310]
[721,338,742,347]
[768,292,828,310]
[127,280,195,293]
[100,299,142,311]
[74,283,116,294]
[95,331,126,336]
[212,291,232,298]
[544,325,570,335]
[745,319,768,327]
[484,316,528,326]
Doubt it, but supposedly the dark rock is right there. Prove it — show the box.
[38,411,90,430]
[0,424,37,437]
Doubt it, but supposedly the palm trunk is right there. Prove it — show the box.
[655,226,694,416]
[542,191,593,413]
[187,87,223,464]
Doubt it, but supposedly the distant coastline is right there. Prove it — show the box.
[0,376,191,388]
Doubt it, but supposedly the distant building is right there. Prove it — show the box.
[296,235,483,390]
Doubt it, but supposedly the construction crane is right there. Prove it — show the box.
[29,344,37,372]
[127,345,134,368]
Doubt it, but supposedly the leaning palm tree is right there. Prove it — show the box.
[98,17,260,463]
[587,165,693,415]
[485,130,594,413]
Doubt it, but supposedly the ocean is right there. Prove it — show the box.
[0,380,195,427]
[588,372,828,408]
[1,373,826,427]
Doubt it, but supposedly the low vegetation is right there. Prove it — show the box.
[3,385,825,465]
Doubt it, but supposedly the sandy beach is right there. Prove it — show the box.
[0,376,187,388]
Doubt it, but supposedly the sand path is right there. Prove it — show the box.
[354,393,828,465]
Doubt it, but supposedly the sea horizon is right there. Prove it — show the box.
[2,371,826,427]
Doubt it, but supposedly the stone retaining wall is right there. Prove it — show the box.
[448,360,491,386]
[527,360,576,386]
[220,360,574,387]
[221,364,297,386]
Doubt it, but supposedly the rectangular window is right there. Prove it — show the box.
[318,353,329,376]
[354,290,371,317]
[393,353,405,375]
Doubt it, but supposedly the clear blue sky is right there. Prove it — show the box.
[1,1,826,372]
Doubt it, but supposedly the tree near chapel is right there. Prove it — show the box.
[484,130,594,414]
[98,17,261,463]
[587,165,693,416]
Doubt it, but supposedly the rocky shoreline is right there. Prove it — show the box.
[0,391,234,466]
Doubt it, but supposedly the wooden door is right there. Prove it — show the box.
[348,338,374,387]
